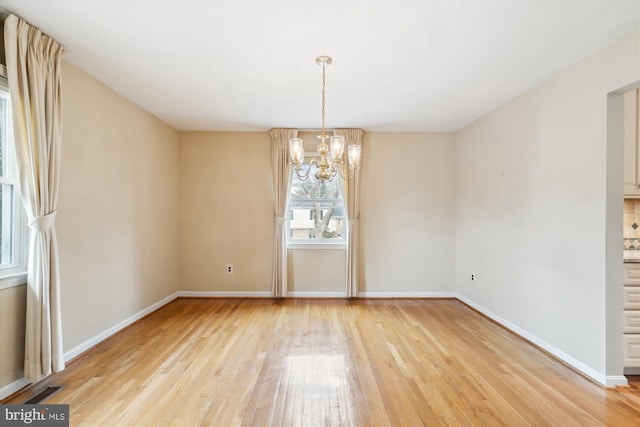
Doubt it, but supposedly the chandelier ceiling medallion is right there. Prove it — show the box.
[289,56,361,182]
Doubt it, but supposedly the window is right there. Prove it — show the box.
[287,163,347,247]
[0,75,27,289]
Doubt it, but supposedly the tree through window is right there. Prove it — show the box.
[287,164,346,243]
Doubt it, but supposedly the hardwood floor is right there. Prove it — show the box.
[4,298,640,426]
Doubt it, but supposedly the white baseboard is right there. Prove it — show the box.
[1,292,180,400]
[0,377,30,401]
[180,291,457,299]
[178,291,272,298]
[64,292,179,362]
[455,294,620,387]
[3,291,625,401]
[359,291,457,298]
[606,375,630,387]
[287,291,347,298]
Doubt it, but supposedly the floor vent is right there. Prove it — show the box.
[23,386,66,404]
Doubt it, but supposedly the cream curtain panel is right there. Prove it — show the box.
[270,128,297,298]
[334,129,364,298]
[5,14,66,381]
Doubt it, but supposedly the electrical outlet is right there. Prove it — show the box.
[226,264,233,274]
[471,274,475,281]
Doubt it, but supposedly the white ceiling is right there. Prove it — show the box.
[0,0,638,132]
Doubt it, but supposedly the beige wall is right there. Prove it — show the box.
[179,132,274,292]
[288,132,456,296]
[0,284,25,388]
[178,131,349,295]
[179,131,457,295]
[288,250,346,294]
[455,29,640,380]
[57,63,180,351]
[1,62,181,393]
[360,132,456,294]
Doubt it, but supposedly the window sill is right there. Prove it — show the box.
[0,272,27,290]
[287,242,347,250]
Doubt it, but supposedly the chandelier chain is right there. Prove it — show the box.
[288,56,361,183]
[321,61,326,138]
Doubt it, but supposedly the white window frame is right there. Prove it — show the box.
[0,74,28,289]
[286,157,348,250]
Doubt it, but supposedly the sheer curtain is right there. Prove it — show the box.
[4,14,66,381]
[270,128,297,298]
[334,129,364,298]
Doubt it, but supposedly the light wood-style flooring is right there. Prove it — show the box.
[4,298,640,426]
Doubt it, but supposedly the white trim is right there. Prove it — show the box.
[0,79,28,282]
[606,375,630,387]
[3,291,622,401]
[287,243,347,250]
[63,292,179,362]
[0,272,27,290]
[2,292,180,400]
[178,291,272,298]
[455,294,617,387]
[359,291,457,298]
[287,291,347,298]
[0,377,30,401]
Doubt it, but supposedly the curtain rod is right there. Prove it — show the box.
[273,128,359,132]
[296,128,356,132]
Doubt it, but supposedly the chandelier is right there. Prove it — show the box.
[289,56,361,182]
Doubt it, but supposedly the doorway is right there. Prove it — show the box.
[607,82,640,383]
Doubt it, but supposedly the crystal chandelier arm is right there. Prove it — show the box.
[334,162,357,180]
[292,158,319,181]
[292,164,312,181]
